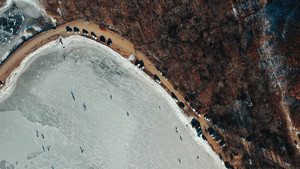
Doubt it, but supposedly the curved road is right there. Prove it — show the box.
[0,20,188,113]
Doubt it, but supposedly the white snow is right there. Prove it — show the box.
[0,36,225,169]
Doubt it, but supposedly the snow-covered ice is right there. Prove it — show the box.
[0,36,225,169]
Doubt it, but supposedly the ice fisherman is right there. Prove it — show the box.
[41,134,44,139]
[127,111,129,116]
[36,130,39,137]
[71,91,75,100]
[80,146,84,154]
[83,103,87,111]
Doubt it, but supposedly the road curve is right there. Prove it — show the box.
[0,20,188,111]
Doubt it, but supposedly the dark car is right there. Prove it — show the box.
[204,114,211,121]
[208,127,216,139]
[197,129,203,137]
[100,35,106,42]
[191,118,200,128]
[220,140,226,148]
[83,29,89,35]
[184,97,189,103]
[107,38,112,46]
[202,135,208,142]
[196,126,201,132]
[178,102,185,109]
[91,32,97,39]
[154,74,161,84]
[66,26,73,33]
[73,27,80,33]
[171,92,178,102]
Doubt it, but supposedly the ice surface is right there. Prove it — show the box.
[0,36,225,169]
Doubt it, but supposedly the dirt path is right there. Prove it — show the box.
[0,20,189,109]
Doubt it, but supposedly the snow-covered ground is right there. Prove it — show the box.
[0,36,225,169]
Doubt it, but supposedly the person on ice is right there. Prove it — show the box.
[127,112,129,116]
[80,146,84,154]
[41,134,44,139]
[83,103,87,111]
[180,136,182,141]
[71,91,75,100]
[42,146,45,152]
[36,130,39,137]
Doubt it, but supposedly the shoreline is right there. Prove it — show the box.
[0,19,228,167]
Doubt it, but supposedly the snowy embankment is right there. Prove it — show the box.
[0,35,225,168]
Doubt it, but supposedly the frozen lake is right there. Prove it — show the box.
[0,36,224,169]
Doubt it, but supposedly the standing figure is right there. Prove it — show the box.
[80,146,84,154]
[83,103,87,111]
[36,130,39,137]
[71,91,75,100]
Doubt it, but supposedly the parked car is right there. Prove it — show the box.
[204,114,211,121]
[154,74,161,84]
[191,118,200,128]
[216,138,222,143]
[197,130,203,137]
[202,135,208,142]
[66,26,73,33]
[171,92,178,102]
[220,140,226,148]
[73,27,80,33]
[83,29,89,35]
[295,140,299,149]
